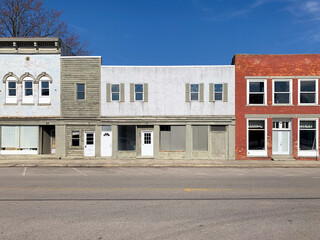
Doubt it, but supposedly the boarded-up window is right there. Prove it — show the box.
[118,125,136,151]
[211,126,226,132]
[160,126,186,151]
[193,126,208,151]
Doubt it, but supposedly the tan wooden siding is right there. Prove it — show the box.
[61,58,101,118]
[66,125,95,157]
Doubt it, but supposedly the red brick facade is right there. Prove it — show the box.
[233,54,320,160]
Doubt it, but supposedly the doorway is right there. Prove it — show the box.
[84,132,95,157]
[272,120,291,155]
[141,131,153,156]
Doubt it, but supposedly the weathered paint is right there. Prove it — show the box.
[0,54,61,117]
[101,66,235,116]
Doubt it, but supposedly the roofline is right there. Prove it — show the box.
[233,53,320,56]
[61,56,102,59]
[0,37,62,42]
[101,65,234,68]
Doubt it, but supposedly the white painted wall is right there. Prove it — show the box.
[101,66,235,116]
[0,54,60,117]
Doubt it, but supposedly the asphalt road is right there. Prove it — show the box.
[0,167,319,240]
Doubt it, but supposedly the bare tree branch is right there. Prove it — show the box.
[0,0,89,55]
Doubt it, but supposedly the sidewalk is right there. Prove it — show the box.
[0,158,319,168]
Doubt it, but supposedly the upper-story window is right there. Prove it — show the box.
[299,79,318,105]
[135,84,144,101]
[22,76,34,104]
[111,84,120,101]
[6,76,18,104]
[214,84,223,101]
[190,84,199,101]
[247,80,266,105]
[76,83,85,100]
[8,81,16,96]
[273,79,291,105]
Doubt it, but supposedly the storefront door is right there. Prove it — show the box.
[272,120,291,155]
[141,131,153,156]
[84,132,95,157]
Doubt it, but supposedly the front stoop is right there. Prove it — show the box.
[271,155,296,161]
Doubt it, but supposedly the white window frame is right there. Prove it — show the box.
[22,77,34,104]
[298,79,318,105]
[190,83,199,101]
[247,118,268,157]
[272,79,292,105]
[134,84,144,101]
[39,77,51,104]
[298,118,318,157]
[111,84,120,101]
[247,79,267,105]
[6,77,18,104]
[214,83,223,101]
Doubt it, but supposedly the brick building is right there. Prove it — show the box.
[233,54,320,160]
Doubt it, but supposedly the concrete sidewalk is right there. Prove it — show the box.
[0,158,319,168]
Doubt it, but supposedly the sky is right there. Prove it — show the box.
[45,0,320,65]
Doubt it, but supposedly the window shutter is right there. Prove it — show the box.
[144,83,148,102]
[130,83,134,102]
[106,83,111,102]
[223,83,228,102]
[185,83,190,102]
[120,83,125,102]
[200,83,204,102]
[209,83,214,102]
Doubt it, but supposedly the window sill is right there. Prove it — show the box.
[4,103,18,105]
[297,104,319,106]
[272,104,294,106]
[21,103,35,106]
[159,151,186,152]
[247,155,268,158]
[70,146,81,149]
[38,103,51,106]
[246,104,268,107]
[297,152,318,157]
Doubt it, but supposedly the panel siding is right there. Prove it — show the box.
[66,125,95,157]
[61,58,101,118]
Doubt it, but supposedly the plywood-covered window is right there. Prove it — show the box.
[160,126,186,151]
[193,126,208,151]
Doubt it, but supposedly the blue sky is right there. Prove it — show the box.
[45,0,320,65]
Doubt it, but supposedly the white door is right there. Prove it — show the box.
[84,132,95,157]
[272,121,290,155]
[141,131,153,156]
[101,131,112,157]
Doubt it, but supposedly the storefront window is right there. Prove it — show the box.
[248,120,265,150]
[299,121,316,150]
[118,125,136,151]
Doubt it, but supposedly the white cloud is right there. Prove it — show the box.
[303,0,320,14]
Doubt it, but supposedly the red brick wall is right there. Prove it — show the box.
[234,54,320,160]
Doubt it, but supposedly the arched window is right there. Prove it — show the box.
[37,73,52,104]
[3,73,19,104]
[21,73,36,104]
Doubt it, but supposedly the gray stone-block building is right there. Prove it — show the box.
[0,38,235,160]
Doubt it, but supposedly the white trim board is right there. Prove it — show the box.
[246,76,320,79]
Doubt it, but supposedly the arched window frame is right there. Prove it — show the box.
[37,73,52,104]
[3,72,19,104]
[20,72,36,104]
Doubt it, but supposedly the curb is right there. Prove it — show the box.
[0,162,319,168]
